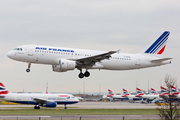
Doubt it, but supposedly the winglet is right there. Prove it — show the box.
[116,49,121,54]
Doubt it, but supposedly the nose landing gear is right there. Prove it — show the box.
[26,62,31,73]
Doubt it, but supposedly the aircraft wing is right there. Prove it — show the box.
[32,97,53,104]
[75,50,120,67]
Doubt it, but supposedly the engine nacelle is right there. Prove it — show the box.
[52,59,76,72]
[43,102,57,107]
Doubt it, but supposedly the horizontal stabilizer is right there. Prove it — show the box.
[150,58,172,62]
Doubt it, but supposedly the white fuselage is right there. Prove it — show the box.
[7,45,171,71]
[138,94,160,99]
[0,93,79,105]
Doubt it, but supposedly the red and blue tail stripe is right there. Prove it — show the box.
[0,82,8,95]
[151,88,158,95]
[170,85,179,95]
[161,86,167,93]
[108,89,113,94]
[123,89,128,94]
[136,88,143,94]
[145,31,170,55]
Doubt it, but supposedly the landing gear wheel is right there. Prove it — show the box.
[26,69,30,72]
[84,71,90,77]
[78,73,84,79]
[34,105,40,109]
[64,104,67,109]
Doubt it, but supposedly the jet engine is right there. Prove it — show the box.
[52,59,76,72]
[43,102,57,107]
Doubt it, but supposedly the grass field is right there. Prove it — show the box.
[0,109,159,115]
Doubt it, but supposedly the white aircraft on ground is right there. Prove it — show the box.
[0,81,79,109]
[121,88,142,100]
[106,89,128,100]
[7,31,172,78]
[136,88,159,99]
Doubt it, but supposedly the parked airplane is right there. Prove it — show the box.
[122,88,142,100]
[7,31,172,78]
[136,88,159,99]
[0,81,79,109]
[107,89,128,100]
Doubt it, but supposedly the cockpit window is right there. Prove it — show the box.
[14,48,22,51]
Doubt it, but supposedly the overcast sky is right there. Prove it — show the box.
[0,0,179,95]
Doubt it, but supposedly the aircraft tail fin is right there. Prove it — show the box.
[140,31,170,56]
[0,81,9,95]
[135,88,144,97]
[160,86,168,93]
[170,85,179,96]
[107,89,114,97]
[150,88,159,95]
[122,89,130,97]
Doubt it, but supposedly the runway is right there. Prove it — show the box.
[0,115,160,119]
[0,102,159,119]
[0,101,158,109]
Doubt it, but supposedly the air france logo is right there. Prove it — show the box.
[36,47,74,53]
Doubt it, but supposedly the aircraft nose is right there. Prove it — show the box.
[7,51,14,59]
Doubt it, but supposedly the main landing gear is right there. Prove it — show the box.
[26,62,31,72]
[34,105,40,109]
[78,69,90,79]
[64,104,67,109]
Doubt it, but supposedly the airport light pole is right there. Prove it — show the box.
[99,84,101,95]
[148,80,149,94]
[83,82,85,99]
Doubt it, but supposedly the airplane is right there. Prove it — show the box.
[102,89,128,101]
[107,89,129,100]
[7,31,172,78]
[102,89,114,101]
[0,81,79,109]
[136,88,159,100]
[121,88,142,101]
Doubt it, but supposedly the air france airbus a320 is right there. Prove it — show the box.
[7,31,172,78]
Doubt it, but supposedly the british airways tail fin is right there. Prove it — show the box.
[140,31,170,56]
[170,85,179,96]
[107,89,114,97]
[150,88,158,95]
[135,88,144,97]
[122,89,130,97]
[0,81,9,95]
[160,86,168,93]
[122,88,129,95]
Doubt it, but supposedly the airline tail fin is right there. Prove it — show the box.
[170,85,179,96]
[122,89,130,97]
[150,88,158,95]
[160,86,168,93]
[135,88,144,97]
[140,31,170,56]
[107,89,114,97]
[0,81,9,95]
